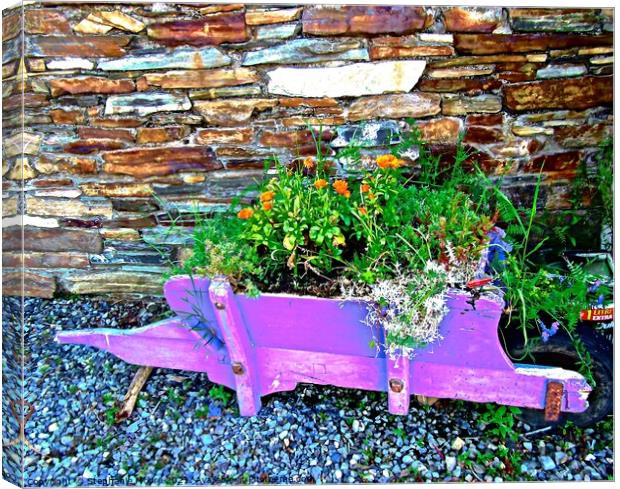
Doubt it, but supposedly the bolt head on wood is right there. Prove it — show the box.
[232,362,245,375]
[389,378,404,393]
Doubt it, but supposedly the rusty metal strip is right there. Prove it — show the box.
[544,381,564,422]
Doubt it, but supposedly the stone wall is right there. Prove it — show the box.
[2,3,614,298]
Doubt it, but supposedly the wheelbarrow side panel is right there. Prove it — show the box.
[165,275,384,357]
[409,294,590,413]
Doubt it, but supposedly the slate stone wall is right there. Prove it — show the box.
[2,3,614,297]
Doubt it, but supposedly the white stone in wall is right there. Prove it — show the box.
[47,58,95,70]
[266,60,426,98]
[2,215,59,228]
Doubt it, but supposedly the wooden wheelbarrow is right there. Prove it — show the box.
[56,276,591,420]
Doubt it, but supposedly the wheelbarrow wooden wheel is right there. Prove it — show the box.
[507,324,613,429]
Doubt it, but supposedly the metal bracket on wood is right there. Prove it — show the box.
[544,381,564,422]
[208,278,262,416]
[386,353,411,415]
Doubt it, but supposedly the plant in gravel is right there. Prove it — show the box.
[102,392,115,405]
[458,450,473,468]
[105,406,119,426]
[37,363,50,375]
[95,433,114,449]
[392,426,407,441]
[479,404,521,442]
[208,384,233,405]
[165,387,183,406]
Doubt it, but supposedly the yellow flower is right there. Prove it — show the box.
[237,208,254,220]
[314,179,328,190]
[303,157,315,169]
[333,179,349,196]
[376,154,404,169]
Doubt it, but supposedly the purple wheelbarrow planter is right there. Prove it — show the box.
[55,276,591,419]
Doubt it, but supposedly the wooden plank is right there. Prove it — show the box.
[208,278,262,416]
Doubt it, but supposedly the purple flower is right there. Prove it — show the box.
[588,280,602,293]
[539,319,560,343]
[484,226,513,274]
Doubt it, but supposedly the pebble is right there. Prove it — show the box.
[451,437,465,451]
[555,452,568,465]
[445,456,457,473]
[540,456,557,471]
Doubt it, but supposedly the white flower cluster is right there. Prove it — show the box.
[341,243,482,359]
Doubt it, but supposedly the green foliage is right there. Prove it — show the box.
[391,426,407,441]
[167,209,262,293]
[165,387,184,406]
[102,392,115,406]
[572,136,613,229]
[208,384,233,405]
[104,406,119,426]
[493,173,611,385]
[479,403,521,442]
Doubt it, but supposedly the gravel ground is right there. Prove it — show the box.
[2,296,614,486]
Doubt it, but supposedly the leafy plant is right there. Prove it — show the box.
[208,384,233,405]
[479,404,521,442]
[491,172,610,385]
[572,136,613,231]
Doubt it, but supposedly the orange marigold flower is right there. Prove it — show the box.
[314,179,328,190]
[260,191,275,202]
[303,157,315,169]
[333,179,349,196]
[358,206,368,215]
[237,208,254,220]
[368,192,376,200]
[344,190,351,198]
[376,154,404,169]
[262,201,273,211]
[360,183,370,193]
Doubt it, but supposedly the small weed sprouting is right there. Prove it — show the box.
[165,387,184,407]
[105,406,119,426]
[392,426,407,441]
[208,384,233,405]
[101,392,119,425]
[102,392,115,406]
[479,403,521,442]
